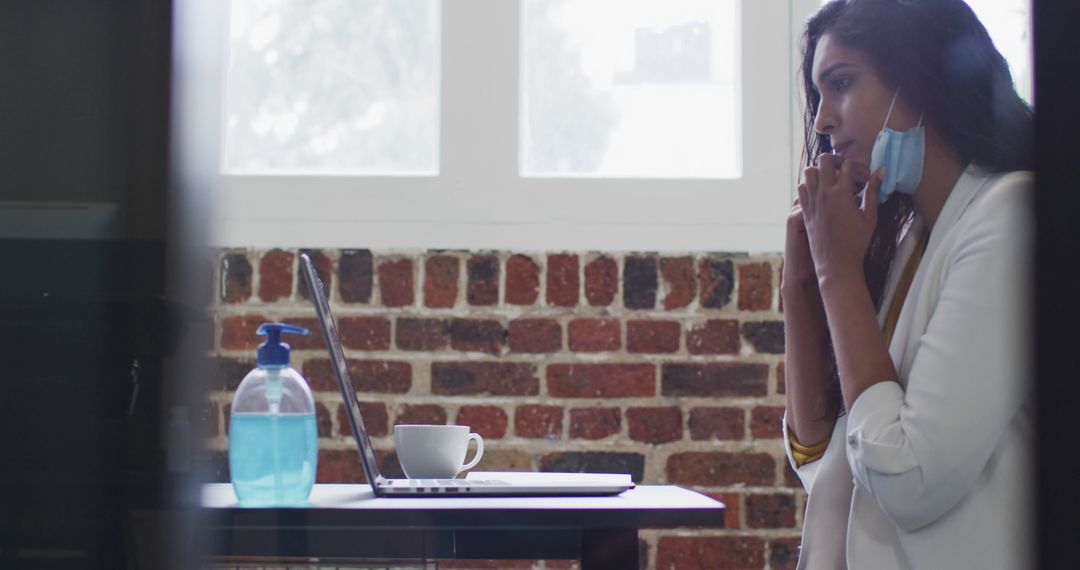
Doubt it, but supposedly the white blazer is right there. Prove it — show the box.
[783,165,1035,569]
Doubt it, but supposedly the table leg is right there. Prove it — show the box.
[580,528,638,570]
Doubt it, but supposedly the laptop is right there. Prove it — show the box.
[300,253,635,496]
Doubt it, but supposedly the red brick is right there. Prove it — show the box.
[303,358,411,393]
[315,402,332,437]
[667,452,776,487]
[337,316,391,350]
[395,317,449,351]
[395,404,447,426]
[316,449,367,483]
[220,314,266,350]
[567,318,621,352]
[751,406,786,439]
[689,407,745,441]
[747,493,797,528]
[470,449,532,473]
[699,257,734,309]
[298,249,333,301]
[705,492,742,529]
[656,536,765,570]
[338,249,373,303]
[777,361,786,394]
[378,258,414,307]
[456,406,508,439]
[661,363,769,397]
[539,452,644,483]
[661,256,696,310]
[546,253,580,307]
[466,255,499,306]
[687,319,741,355]
[624,256,658,309]
[769,537,802,570]
[547,364,655,398]
[424,255,459,308]
[508,318,561,353]
[339,401,389,437]
[449,318,506,354]
[514,405,563,439]
[627,406,683,443]
[221,252,252,303]
[545,561,580,570]
[584,256,618,306]
[258,249,294,302]
[505,254,540,305]
[432,362,539,396]
[739,262,774,311]
[353,360,411,393]
[742,321,785,354]
[626,320,681,354]
[569,408,621,439]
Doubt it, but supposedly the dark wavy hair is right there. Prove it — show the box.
[800,0,1034,416]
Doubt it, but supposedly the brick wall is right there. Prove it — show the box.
[206,248,802,570]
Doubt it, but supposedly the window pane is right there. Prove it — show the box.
[521,0,741,178]
[223,0,439,174]
[963,0,1031,105]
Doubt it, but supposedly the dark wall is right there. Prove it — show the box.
[0,0,170,239]
[0,1,184,569]
[1034,0,1080,568]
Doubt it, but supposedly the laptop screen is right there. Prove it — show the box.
[300,254,382,486]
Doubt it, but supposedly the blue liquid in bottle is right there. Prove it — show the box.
[229,412,317,506]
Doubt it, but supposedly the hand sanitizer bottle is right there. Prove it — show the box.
[228,323,318,506]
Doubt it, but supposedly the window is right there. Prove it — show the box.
[963,0,1032,104]
[223,0,440,174]
[521,0,740,178]
[215,0,796,252]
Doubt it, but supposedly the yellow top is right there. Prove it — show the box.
[882,231,930,347]
[789,231,930,468]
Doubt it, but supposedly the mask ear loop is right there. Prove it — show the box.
[885,88,925,129]
[882,89,900,130]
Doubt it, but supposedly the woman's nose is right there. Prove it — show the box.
[814,100,836,135]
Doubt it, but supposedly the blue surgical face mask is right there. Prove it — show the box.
[869,89,925,203]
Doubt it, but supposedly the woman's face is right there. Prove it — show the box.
[810,34,921,172]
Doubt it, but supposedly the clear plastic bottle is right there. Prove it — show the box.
[228,323,317,506]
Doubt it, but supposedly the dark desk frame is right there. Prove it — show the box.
[202,484,725,570]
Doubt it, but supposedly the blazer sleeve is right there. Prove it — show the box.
[782,413,822,489]
[783,412,844,491]
[843,173,1033,532]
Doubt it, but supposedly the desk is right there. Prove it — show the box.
[202,483,725,570]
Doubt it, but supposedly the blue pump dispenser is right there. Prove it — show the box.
[229,323,318,506]
[256,323,308,366]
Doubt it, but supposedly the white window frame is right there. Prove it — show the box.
[212,0,817,253]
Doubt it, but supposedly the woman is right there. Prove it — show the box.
[782,0,1034,568]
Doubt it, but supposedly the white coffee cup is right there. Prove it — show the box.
[393,424,484,479]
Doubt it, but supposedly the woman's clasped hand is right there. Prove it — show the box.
[796,154,884,285]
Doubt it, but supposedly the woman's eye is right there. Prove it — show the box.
[833,77,851,92]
